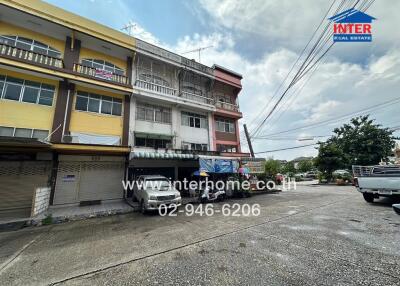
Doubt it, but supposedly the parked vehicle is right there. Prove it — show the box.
[133,175,182,214]
[393,204,400,215]
[199,186,226,203]
[352,165,400,203]
[305,171,318,179]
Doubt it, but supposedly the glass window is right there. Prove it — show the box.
[3,80,22,101]
[112,100,122,116]
[38,89,54,106]
[181,112,207,129]
[14,128,32,138]
[32,129,49,140]
[76,94,88,111]
[22,85,39,103]
[135,137,146,147]
[0,81,4,97]
[101,99,112,115]
[0,126,14,137]
[88,95,100,112]
[136,106,146,120]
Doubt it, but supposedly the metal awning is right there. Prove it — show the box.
[130,151,197,160]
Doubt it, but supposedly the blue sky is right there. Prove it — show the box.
[44,0,400,160]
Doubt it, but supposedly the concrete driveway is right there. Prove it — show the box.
[0,185,399,285]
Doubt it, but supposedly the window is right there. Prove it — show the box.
[217,144,237,153]
[216,118,235,133]
[75,91,122,116]
[181,111,207,129]
[0,35,62,58]
[81,59,125,75]
[0,74,55,106]
[14,128,32,138]
[134,136,171,148]
[0,126,13,137]
[3,77,23,101]
[32,129,49,140]
[183,142,208,151]
[136,103,171,124]
[136,56,173,87]
[0,126,49,140]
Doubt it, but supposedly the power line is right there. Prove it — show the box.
[250,0,367,138]
[247,0,339,134]
[254,143,319,154]
[257,97,400,138]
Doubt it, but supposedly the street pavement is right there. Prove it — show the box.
[0,184,399,285]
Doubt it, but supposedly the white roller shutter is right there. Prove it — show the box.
[54,159,125,205]
[79,161,124,202]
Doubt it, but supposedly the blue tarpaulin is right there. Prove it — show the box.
[199,158,239,173]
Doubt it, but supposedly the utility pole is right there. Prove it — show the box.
[243,124,255,158]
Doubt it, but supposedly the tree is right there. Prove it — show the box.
[281,161,296,175]
[315,115,397,180]
[314,142,344,182]
[297,159,314,173]
[264,158,281,178]
[331,115,396,167]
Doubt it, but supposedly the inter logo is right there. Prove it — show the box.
[328,8,376,42]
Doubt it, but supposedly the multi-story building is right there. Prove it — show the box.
[0,0,249,219]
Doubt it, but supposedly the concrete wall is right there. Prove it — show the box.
[31,187,51,217]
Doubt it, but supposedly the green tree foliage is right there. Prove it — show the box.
[315,142,344,181]
[281,161,296,175]
[331,115,396,167]
[264,158,281,178]
[315,116,397,180]
[297,160,314,172]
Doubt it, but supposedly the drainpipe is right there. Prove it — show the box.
[61,89,71,140]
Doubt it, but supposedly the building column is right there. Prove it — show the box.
[50,81,75,143]
[63,36,81,71]
[171,106,181,149]
[122,94,130,146]
[208,112,215,151]
[235,119,241,153]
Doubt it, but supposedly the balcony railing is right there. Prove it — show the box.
[180,91,213,105]
[0,43,63,69]
[135,79,177,96]
[73,63,130,85]
[215,101,240,112]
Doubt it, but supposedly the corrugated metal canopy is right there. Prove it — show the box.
[130,151,197,160]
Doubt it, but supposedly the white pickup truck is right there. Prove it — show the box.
[352,165,400,203]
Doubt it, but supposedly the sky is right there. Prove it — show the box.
[44,0,400,160]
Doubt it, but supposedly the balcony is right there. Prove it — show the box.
[180,91,213,105]
[0,43,63,69]
[135,79,177,96]
[73,63,130,86]
[215,101,240,112]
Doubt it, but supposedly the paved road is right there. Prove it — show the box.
[0,185,399,285]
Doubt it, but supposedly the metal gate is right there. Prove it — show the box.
[0,161,51,219]
[54,161,125,205]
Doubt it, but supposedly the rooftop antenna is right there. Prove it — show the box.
[181,45,213,63]
[121,21,136,36]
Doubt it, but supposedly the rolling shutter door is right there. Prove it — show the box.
[53,160,125,205]
[53,162,81,205]
[79,161,124,202]
[0,161,51,219]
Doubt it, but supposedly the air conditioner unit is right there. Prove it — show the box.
[182,144,190,150]
[62,135,79,143]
